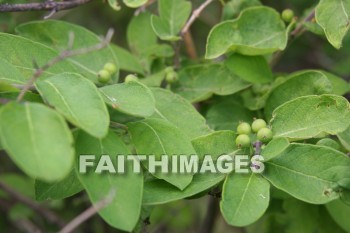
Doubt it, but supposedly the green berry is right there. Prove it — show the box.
[97,70,111,83]
[103,63,117,74]
[236,134,251,148]
[282,9,294,23]
[252,119,267,133]
[165,71,178,84]
[237,122,251,135]
[125,74,138,83]
[257,128,273,143]
[165,66,174,73]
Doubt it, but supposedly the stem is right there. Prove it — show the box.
[0,181,65,227]
[198,196,219,233]
[58,189,116,233]
[270,9,315,68]
[16,29,114,103]
[181,0,215,35]
[0,0,93,12]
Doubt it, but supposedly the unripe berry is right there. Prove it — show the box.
[125,74,138,83]
[97,70,111,83]
[237,122,251,135]
[165,66,174,73]
[236,134,251,148]
[252,119,267,133]
[257,128,273,143]
[103,63,117,74]
[165,71,179,84]
[282,9,294,23]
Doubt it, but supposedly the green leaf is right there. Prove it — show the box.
[143,131,237,205]
[127,12,157,56]
[221,173,270,227]
[323,71,350,95]
[110,45,144,74]
[128,118,195,190]
[107,0,121,10]
[143,174,224,205]
[206,97,254,131]
[282,198,319,233]
[206,6,287,59]
[0,102,74,182]
[261,137,290,161]
[151,0,192,41]
[100,80,155,118]
[75,130,143,232]
[263,143,350,204]
[316,0,350,49]
[265,70,333,118]
[150,88,212,139]
[124,0,147,8]
[36,73,109,138]
[0,33,78,84]
[35,170,83,201]
[326,199,350,232]
[16,20,119,82]
[225,54,273,84]
[271,95,350,139]
[173,64,250,103]
[338,126,350,150]
[222,0,261,20]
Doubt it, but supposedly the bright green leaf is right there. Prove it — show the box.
[316,0,350,49]
[16,20,119,82]
[206,6,287,59]
[173,64,250,103]
[338,126,350,150]
[75,130,143,232]
[36,73,109,138]
[100,80,155,118]
[124,0,147,8]
[225,54,273,84]
[151,0,192,41]
[150,88,212,139]
[128,118,195,190]
[265,70,333,118]
[0,102,74,182]
[221,173,270,227]
[263,143,350,204]
[326,199,350,232]
[271,95,350,139]
[110,45,144,74]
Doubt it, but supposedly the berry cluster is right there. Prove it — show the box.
[235,119,273,148]
[97,63,117,83]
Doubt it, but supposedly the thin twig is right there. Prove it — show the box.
[270,9,315,68]
[198,196,219,233]
[16,29,114,102]
[183,31,198,59]
[0,181,66,227]
[58,189,116,233]
[181,0,215,35]
[290,9,315,37]
[134,0,156,16]
[110,121,128,131]
[0,0,93,12]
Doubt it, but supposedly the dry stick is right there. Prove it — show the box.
[57,189,116,233]
[183,31,198,59]
[0,0,93,12]
[181,0,215,35]
[0,181,66,227]
[16,28,114,102]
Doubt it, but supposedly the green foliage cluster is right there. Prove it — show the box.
[1,0,350,232]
